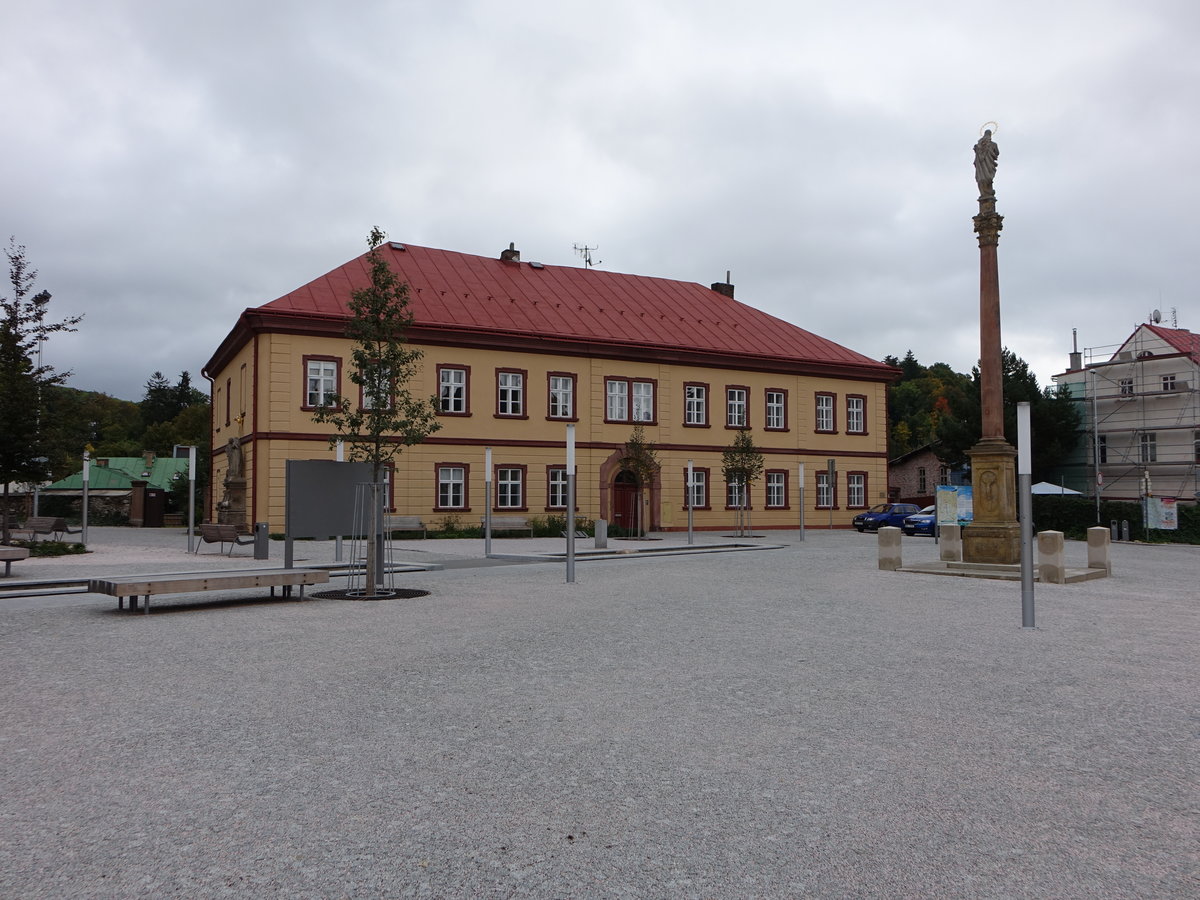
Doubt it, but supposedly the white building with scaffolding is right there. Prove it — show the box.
[1053,321,1200,504]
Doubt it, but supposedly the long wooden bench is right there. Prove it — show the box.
[480,515,534,537]
[10,516,82,542]
[194,523,255,555]
[88,568,330,614]
[384,515,427,538]
[0,546,31,577]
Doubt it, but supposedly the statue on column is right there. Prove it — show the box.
[973,128,1000,199]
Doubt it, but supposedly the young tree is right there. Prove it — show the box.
[0,239,81,542]
[620,424,659,537]
[722,428,764,536]
[311,227,441,595]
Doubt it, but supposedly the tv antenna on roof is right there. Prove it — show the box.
[573,243,601,268]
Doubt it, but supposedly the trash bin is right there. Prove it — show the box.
[254,522,270,560]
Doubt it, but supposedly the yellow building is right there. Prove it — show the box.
[202,242,897,532]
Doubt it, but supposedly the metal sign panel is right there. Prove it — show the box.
[285,459,373,539]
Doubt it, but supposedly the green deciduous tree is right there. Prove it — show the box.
[620,424,659,537]
[1,239,81,542]
[311,227,441,595]
[722,428,764,536]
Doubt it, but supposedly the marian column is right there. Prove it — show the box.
[963,127,1020,565]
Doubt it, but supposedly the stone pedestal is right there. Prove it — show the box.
[218,477,247,527]
[962,438,1020,565]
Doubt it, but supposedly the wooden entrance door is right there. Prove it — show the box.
[613,471,639,535]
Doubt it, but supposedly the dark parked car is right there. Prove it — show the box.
[852,503,921,532]
[902,505,937,536]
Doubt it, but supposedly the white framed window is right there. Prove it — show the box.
[439,366,467,413]
[1119,378,1134,396]
[306,359,337,408]
[606,378,654,422]
[1139,432,1157,463]
[632,381,654,422]
[360,363,392,410]
[847,472,865,508]
[918,467,927,494]
[847,396,865,434]
[547,467,567,508]
[497,371,524,416]
[816,393,835,432]
[437,466,465,509]
[684,384,707,426]
[497,467,524,508]
[817,472,833,508]
[686,469,708,508]
[766,471,786,508]
[726,477,747,509]
[766,390,786,430]
[548,375,574,419]
[1162,374,1177,392]
[1194,430,1200,463]
[1098,435,1108,464]
[606,379,628,421]
[726,387,747,427]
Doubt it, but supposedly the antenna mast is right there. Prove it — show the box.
[573,243,601,269]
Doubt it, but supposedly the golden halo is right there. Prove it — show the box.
[980,121,999,136]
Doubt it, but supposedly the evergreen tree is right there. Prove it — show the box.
[0,239,81,542]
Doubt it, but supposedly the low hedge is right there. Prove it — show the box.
[1031,496,1200,544]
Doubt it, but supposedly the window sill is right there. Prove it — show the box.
[494,414,529,420]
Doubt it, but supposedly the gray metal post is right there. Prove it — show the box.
[797,462,805,541]
[827,459,836,530]
[484,446,493,557]
[566,426,576,584]
[1091,369,1101,523]
[1017,402,1035,628]
[81,450,90,546]
[187,445,196,552]
[687,459,694,545]
[334,440,344,563]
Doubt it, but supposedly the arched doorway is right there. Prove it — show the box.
[612,470,639,535]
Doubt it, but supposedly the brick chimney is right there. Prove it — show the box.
[710,270,735,299]
[143,450,156,468]
[500,242,520,262]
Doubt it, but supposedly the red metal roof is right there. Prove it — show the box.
[255,243,893,375]
[1145,324,1200,362]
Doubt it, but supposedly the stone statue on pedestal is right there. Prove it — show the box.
[973,129,999,199]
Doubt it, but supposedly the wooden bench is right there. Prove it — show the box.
[194,523,256,555]
[11,516,82,542]
[0,546,31,577]
[384,515,427,538]
[481,515,534,537]
[88,568,330,614]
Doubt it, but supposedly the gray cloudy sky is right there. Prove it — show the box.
[5,0,1197,401]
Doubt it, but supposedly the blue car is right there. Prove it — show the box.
[902,505,937,536]
[852,503,921,532]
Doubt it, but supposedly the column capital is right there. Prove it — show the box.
[973,211,1004,247]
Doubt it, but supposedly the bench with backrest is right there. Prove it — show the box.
[0,546,31,577]
[480,515,534,537]
[195,523,255,555]
[383,515,427,538]
[88,568,331,614]
[10,516,82,542]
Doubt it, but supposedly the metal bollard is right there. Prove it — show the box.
[1110,520,1118,541]
[1121,520,1130,542]
[254,522,270,560]
[594,519,608,549]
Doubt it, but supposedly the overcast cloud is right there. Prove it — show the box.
[4,0,1197,401]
